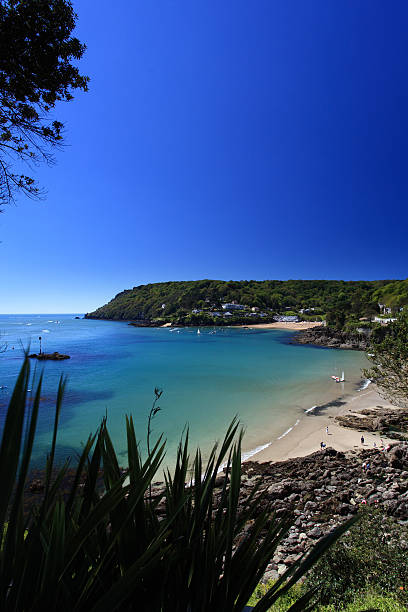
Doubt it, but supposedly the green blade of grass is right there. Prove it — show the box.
[0,357,30,548]
[2,372,43,587]
[44,375,66,499]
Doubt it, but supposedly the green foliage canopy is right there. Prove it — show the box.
[86,278,393,323]
[364,311,408,407]
[373,279,408,311]
[0,0,88,208]
[305,506,408,607]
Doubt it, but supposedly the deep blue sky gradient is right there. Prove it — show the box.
[1,1,407,312]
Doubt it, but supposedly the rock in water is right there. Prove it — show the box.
[28,352,70,360]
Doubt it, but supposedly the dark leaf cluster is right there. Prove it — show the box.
[0,0,89,207]
[364,311,408,407]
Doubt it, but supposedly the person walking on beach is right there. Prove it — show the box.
[326,426,329,434]
[361,435,365,444]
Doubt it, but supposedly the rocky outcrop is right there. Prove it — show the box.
[336,406,408,440]
[128,320,158,328]
[28,352,70,360]
[293,326,370,351]
[147,439,408,583]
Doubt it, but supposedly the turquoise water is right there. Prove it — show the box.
[0,315,369,468]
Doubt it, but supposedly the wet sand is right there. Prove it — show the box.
[250,385,398,464]
[241,321,323,331]
[161,321,323,330]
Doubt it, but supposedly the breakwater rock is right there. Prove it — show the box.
[293,326,370,351]
[28,352,70,360]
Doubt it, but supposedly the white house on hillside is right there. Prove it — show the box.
[222,303,245,311]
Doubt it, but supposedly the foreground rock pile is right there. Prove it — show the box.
[218,443,408,581]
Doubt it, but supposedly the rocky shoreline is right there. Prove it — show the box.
[152,401,408,581]
[234,441,408,582]
[293,326,371,351]
[27,439,408,583]
[335,406,408,440]
[128,321,160,328]
[25,400,408,586]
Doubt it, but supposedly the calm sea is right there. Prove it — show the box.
[0,315,369,468]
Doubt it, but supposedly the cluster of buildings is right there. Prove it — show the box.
[373,303,404,324]
[272,314,299,322]
[190,301,301,322]
[378,303,393,315]
[185,298,406,326]
[191,301,271,320]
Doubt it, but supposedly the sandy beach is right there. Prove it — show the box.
[242,321,323,331]
[161,321,323,330]
[251,384,398,464]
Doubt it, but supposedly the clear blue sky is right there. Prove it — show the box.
[1,0,407,313]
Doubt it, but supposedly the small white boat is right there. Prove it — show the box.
[340,371,345,382]
[197,329,201,335]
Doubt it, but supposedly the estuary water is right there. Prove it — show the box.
[0,315,369,468]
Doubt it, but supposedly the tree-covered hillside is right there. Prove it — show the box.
[85,279,397,323]
[372,279,408,310]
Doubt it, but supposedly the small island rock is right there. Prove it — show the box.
[28,352,70,361]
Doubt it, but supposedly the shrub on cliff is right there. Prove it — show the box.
[249,582,406,611]
[305,506,408,607]
[364,311,408,407]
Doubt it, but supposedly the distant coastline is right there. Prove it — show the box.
[84,277,404,330]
